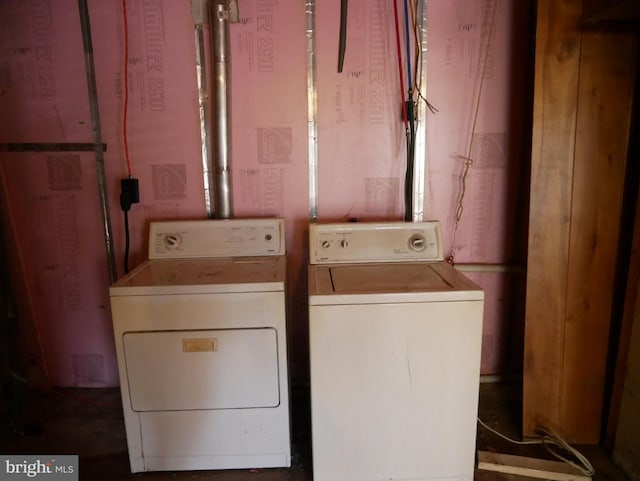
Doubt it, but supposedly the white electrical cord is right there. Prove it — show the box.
[477,417,596,477]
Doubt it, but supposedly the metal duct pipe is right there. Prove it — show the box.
[194,21,214,218]
[208,0,233,219]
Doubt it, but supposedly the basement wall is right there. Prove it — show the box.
[0,0,532,387]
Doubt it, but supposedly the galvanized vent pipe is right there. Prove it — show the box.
[208,0,233,219]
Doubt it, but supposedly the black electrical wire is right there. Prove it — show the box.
[120,178,138,275]
[123,210,130,274]
[338,0,348,72]
[120,1,138,276]
[404,134,413,220]
[404,100,416,221]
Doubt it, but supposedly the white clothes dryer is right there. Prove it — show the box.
[109,219,291,473]
[308,221,484,481]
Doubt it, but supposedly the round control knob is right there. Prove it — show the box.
[408,233,426,251]
[340,239,349,248]
[165,234,181,250]
[321,240,331,249]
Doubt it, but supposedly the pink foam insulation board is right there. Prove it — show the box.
[465,270,526,374]
[0,1,91,143]
[0,152,118,387]
[0,0,532,385]
[0,0,117,387]
[316,0,407,220]
[423,0,530,266]
[1,0,209,386]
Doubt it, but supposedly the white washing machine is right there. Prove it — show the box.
[308,221,484,481]
[109,219,291,473]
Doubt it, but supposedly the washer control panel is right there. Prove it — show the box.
[309,221,443,264]
[149,219,285,259]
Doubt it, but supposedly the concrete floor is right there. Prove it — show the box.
[0,381,631,481]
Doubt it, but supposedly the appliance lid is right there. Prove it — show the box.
[308,261,483,305]
[110,256,286,296]
[331,263,452,292]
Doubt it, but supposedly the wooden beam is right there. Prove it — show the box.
[477,451,591,481]
[604,38,640,452]
[524,0,637,442]
[523,0,582,439]
[561,24,635,443]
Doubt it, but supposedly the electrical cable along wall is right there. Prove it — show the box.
[119,0,140,274]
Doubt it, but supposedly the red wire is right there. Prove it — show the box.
[392,0,408,132]
[122,0,132,177]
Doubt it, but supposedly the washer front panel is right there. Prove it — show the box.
[309,301,483,481]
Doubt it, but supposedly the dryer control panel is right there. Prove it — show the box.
[149,219,285,259]
[309,221,443,264]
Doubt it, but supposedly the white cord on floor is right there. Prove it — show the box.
[477,417,596,477]
[478,417,542,445]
